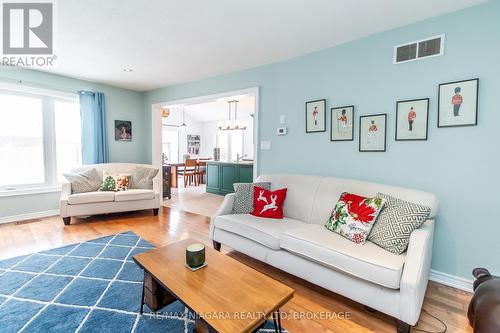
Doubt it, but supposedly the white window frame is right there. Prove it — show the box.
[0,82,80,196]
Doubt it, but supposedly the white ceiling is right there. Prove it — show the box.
[35,0,486,91]
[168,95,255,123]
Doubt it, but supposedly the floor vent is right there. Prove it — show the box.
[394,34,444,64]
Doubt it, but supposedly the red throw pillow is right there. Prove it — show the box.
[251,186,287,219]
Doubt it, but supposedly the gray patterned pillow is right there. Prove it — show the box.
[232,182,271,214]
[368,193,431,255]
[63,168,102,194]
[131,167,159,189]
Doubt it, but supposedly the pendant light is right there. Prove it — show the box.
[180,104,187,130]
[218,100,246,131]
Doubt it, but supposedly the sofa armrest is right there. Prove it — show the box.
[209,193,235,239]
[59,182,72,217]
[153,175,161,196]
[61,182,71,200]
[399,219,435,325]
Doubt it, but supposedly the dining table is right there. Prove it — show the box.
[166,158,211,188]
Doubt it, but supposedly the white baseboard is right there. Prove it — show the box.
[429,269,473,293]
[0,209,60,225]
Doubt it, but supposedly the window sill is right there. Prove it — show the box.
[0,186,62,198]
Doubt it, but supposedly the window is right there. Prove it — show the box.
[162,129,179,163]
[216,130,243,162]
[0,84,81,192]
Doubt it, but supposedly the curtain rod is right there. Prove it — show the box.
[0,75,86,95]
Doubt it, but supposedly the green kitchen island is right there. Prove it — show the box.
[206,161,254,195]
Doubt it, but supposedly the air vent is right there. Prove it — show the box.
[394,34,444,64]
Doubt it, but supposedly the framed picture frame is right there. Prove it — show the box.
[305,99,326,133]
[359,114,387,152]
[330,105,354,141]
[438,78,479,127]
[187,134,201,155]
[395,98,429,141]
[115,120,132,141]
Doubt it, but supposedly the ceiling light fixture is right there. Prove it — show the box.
[218,100,246,131]
[123,68,133,72]
[161,107,170,118]
[180,105,188,130]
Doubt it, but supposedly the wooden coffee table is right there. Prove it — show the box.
[133,238,294,333]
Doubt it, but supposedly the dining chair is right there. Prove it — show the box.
[196,161,207,185]
[182,158,198,187]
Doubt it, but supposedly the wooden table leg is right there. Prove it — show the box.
[277,309,283,333]
[140,282,145,315]
[170,165,178,188]
[272,310,282,333]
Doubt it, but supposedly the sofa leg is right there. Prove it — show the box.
[153,208,159,216]
[62,217,71,225]
[213,241,221,251]
[396,319,411,333]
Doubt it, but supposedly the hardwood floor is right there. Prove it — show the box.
[0,208,473,333]
[162,184,224,217]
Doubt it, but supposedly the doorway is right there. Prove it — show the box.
[151,87,259,216]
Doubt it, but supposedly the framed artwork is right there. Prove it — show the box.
[330,105,354,141]
[395,98,429,141]
[115,120,132,141]
[438,78,479,127]
[187,134,201,155]
[359,114,387,152]
[305,99,326,133]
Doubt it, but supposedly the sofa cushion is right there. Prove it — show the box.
[325,192,385,244]
[63,168,102,194]
[256,174,323,223]
[131,167,158,189]
[68,191,115,205]
[114,189,155,202]
[251,187,287,219]
[368,193,431,255]
[232,182,271,214]
[280,224,406,289]
[214,214,306,250]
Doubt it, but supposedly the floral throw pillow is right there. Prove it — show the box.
[100,172,130,192]
[325,192,385,244]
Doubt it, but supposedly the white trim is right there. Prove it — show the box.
[0,209,60,225]
[393,34,445,65]
[151,86,260,180]
[0,81,78,101]
[429,269,473,293]
[0,185,61,197]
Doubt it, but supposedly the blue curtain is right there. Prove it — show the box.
[79,91,109,164]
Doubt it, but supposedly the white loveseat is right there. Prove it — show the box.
[210,174,438,332]
[60,163,161,225]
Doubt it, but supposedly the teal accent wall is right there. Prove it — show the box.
[0,67,147,218]
[144,1,500,279]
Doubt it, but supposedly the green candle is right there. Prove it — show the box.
[186,243,205,269]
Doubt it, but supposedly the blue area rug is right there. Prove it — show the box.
[0,232,284,333]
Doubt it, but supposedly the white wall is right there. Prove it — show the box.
[162,110,202,161]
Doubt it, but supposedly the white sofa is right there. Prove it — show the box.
[210,174,438,333]
[60,163,161,225]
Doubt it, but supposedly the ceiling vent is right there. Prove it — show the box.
[394,34,444,64]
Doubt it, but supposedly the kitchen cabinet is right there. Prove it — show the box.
[206,162,254,195]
